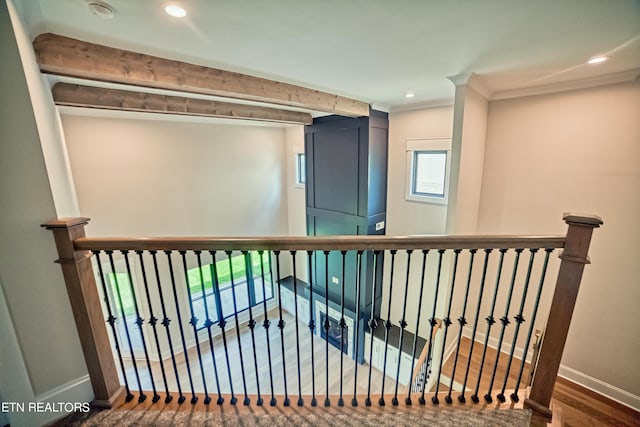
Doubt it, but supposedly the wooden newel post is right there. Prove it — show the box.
[524,213,603,418]
[42,217,123,408]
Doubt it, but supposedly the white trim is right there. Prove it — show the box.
[446,73,492,100]
[405,138,452,205]
[447,73,473,87]
[389,98,455,113]
[438,374,468,392]
[443,335,458,365]
[406,138,452,151]
[446,70,640,104]
[35,375,92,403]
[491,69,640,100]
[370,103,390,113]
[462,328,535,363]
[558,365,640,412]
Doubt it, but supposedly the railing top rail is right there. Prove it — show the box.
[73,234,566,252]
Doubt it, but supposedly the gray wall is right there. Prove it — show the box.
[1,1,91,425]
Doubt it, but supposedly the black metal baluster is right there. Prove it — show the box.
[258,250,276,406]
[244,251,263,406]
[510,249,552,402]
[209,250,237,405]
[122,251,154,402]
[445,249,477,404]
[136,250,171,403]
[365,250,382,407]
[290,251,303,407]
[323,250,331,407]
[433,249,461,405]
[150,251,185,404]
[471,249,506,403]
[165,251,198,404]
[94,251,134,402]
[338,251,347,407]
[351,250,364,407]
[195,251,223,405]
[497,249,538,403]
[179,251,210,404]
[420,249,445,403]
[226,251,250,406]
[458,249,492,403]
[485,249,522,403]
[407,249,429,405]
[274,251,290,406]
[306,250,317,407]
[379,249,397,406]
[107,251,144,401]
[392,250,413,406]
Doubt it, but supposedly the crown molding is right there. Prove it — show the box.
[491,69,640,100]
[447,73,493,99]
[389,97,455,113]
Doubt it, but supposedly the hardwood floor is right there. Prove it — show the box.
[439,339,640,427]
[433,336,531,399]
[123,310,402,401]
[549,377,639,427]
[118,313,639,426]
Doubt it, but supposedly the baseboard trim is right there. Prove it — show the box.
[558,365,640,412]
[457,331,640,411]
[35,374,92,403]
[461,328,535,364]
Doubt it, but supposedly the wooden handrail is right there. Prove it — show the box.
[73,235,566,252]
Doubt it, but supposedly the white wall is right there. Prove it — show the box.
[8,2,78,218]
[285,125,307,237]
[387,106,454,235]
[284,125,309,280]
[478,79,640,406]
[446,84,489,234]
[60,111,294,367]
[61,112,289,237]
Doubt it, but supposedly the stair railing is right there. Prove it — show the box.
[43,213,601,420]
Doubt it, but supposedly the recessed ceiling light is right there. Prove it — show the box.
[165,4,187,18]
[587,56,607,65]
[405,92,415,99]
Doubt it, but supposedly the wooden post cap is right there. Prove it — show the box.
[41,217,90,229]
[562,213,603,227]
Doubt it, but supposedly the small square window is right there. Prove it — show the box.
[412,151,447,197]
[406,138,451,204]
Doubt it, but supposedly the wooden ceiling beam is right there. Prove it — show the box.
[34,33,369,117]
[52,83,313,125]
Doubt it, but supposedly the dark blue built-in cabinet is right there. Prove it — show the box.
[304,109,388,361]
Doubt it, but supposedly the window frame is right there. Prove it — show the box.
[187,251,274,331]
[405,138,452,205]
[296,152,305,187]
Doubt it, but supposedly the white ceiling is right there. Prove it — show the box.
[15,0,640,111]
